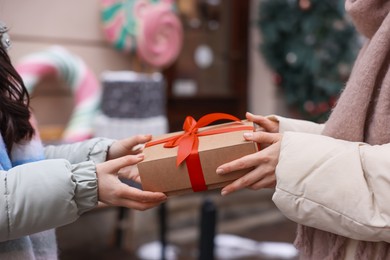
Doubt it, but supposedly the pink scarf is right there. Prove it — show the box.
[295,0,390,259]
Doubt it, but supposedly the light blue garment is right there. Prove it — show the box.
[0,133,57,259]
[0,136,12,170]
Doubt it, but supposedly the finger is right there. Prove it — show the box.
[216,152,263,175]
[106,186,166,210]
[121,200,165,211]
[248,176,275,190]
[217,139,280,175]
[220,168,264,195]
[243,131,281,144]
[246,112,278,133]
[246,111,264,122]
[102,154,145,174]
[117,184,167,203]
[121,135,153,150]
[221,163,277,195]
[131,145,144,154]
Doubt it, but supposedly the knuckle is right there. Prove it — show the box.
[123,155,136,164]
[236,160,247,169]
[237,177,250,187]
[262,156,271,164]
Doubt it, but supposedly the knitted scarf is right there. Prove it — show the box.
[295,0,390,259]
[0,117,58,259]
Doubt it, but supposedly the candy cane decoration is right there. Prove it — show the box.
[101,0,138,53]
[101,0,183,68]
[16,46,101,143]
[136,0,183,68]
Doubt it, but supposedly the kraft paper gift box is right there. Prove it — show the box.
[138,113,259,196]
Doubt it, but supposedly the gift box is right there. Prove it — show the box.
[138,113,258,196]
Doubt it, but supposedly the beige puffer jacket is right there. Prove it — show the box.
[0,137,114,242]
[271,115,390,258]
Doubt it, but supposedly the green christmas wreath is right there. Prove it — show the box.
[258,0,359,122]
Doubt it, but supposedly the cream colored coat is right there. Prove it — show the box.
[271,116,390,258]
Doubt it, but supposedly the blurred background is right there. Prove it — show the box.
[0,0,359,259]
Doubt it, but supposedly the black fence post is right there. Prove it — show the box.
[159,202,167,260]
[198,198,217,260]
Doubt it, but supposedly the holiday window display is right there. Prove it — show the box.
[93,71,168,139]
[99,0,183,138]
[100,71,166,118]
[258,0,359,122]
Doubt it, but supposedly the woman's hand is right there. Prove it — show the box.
[96,154,167,211]
[216,112,282,196]
[107,134,152,160]
[107,134,151,183]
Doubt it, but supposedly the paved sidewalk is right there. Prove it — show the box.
[57,189,298,260]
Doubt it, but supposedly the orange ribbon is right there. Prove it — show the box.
[146,113,254,192]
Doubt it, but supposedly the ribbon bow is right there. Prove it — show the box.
[147,113,250,165]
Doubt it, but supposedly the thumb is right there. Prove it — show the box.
[246,112,278,133]
[243,131,281,144]
[99,154,145,174]
[120,134,152,150]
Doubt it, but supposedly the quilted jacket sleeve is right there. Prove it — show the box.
[44,137,115,163]
[0,138,115,242]
[273,131,390,243]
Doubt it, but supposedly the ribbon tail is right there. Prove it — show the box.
[185,137,207,192]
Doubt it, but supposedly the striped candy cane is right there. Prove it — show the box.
[16,46,101,143]
[101,0,139,53]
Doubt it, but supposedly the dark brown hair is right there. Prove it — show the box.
[0,43,34,152]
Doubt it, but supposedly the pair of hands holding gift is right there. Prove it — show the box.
[96,134,167,210]
[98,111,281,209]
[217,112,283,196]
